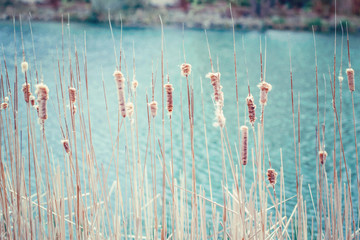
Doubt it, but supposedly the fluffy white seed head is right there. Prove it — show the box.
[21,61,28,73]
[257,81,272,105]
[126,102,134,118]
[35,83,49,121]
[213,106,226,128]
[114,70,126,118]
[132,80,138,91]
[4,97,9,102]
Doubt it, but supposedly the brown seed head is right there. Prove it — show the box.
[35,83,49,121]
[180,63,192,77]
[267,168,277,186]
[114,70,126,118]
[61,139,71,153]
[132,80,138,90]
[240,125,248,165]
[1,102,8,110]
[69,87,76,103]
[30,95,35,106]
[346,68,355,92]
[319,150,327,165]
[22,83,31,103]
[164,83,174,114]
[149,101,158,118]
[246,94,256,125]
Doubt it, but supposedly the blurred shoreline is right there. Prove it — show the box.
[0,1,358,32]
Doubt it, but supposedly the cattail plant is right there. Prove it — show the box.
[61,139,71,154]
[1,102,8,110]
[29,95,35,106]
[149,101,157,118]
[22,83,31,103]
[180,63,191,77]
[257,81,272,105]
[21,61,28,73]
[240,125,248,165]
[164,83,174,115]
[132,80,138,91]
[114,70,126,118]
[267,168,277,186]
[126,101,134,118]
[206,72,223,105]
[246,94,256,125]
[35,83,49,121]
[319,150,327,165]
[213,107,226,128]
[68,87,77,115]
[346,68,355,92]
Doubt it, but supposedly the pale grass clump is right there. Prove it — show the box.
[21,61,28,73]
[22,83,31,103]
[240,125,248,165]
[319,150,327,165]
[61,139,71,154]
[246,94,256,125]
[267,168,277,186]
[35,83,49,121]
[346,68,355,92]
[257,81,272,105]
[149,100,158,118]
[164,83,174,114]
[113,70,126,118]
[180,63,191,77]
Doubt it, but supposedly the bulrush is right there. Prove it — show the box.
[69,87,76,103]
[132,80,138,91]
[346,68,355,92]
[164,83,174,114]
[1,102,8,110]
[114,70,126,118]
[180,63,191,77]
[35,83,49,121]
[206,72,223,105]
[61,139,71,154]
[240,125,248,165]
[246,94,256,125]
[126,102,134,118]
[21,61,28,73]
[267,168,277,186]
[22,83,31,103]
[213,107,226,128]
[30,95,35,106]
[149,101,158,118]
[319,150,327,165]
[257,81,272,105]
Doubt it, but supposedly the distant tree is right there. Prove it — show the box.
[91,0,146,13]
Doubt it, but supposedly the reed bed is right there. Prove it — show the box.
[0,14,359,240]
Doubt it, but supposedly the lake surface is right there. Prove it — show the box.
[1,20,359,224]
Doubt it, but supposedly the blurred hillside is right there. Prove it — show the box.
[0,0,358,31]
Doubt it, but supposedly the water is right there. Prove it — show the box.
[1,20,359,225]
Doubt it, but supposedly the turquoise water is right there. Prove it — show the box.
[1,20,359,224]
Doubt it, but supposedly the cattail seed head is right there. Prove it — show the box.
[61,139,71,153]
[267,168,277,186]
[126,102,134,118]
[35,83,49,121]
[206,72,224,106]
[240,125,248,165]
[30,95,35,106]
[338,76,344,83]
[1,102,8,110]
[164,83,174,114]
[246,94,256,125]
[114,70,127,118]
[4,97,9,102]
[69,87,76,103]
[21,61,28,73]
[346,68,355,92]
[22,83,31,103]
[132,80,138,91]
[213,106,226,128]
[180,63,192,77]
[149,101,158,118]
[257,81,272,105]
[319,150,327,165]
